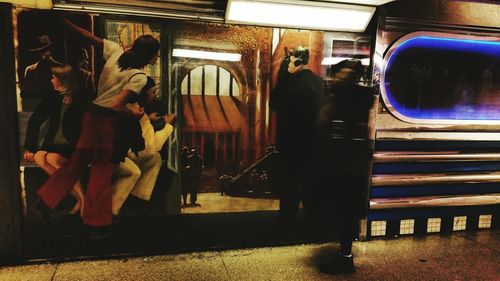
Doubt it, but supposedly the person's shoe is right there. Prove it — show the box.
[88,225,115,240]
[126,195,153,217]
[30,199,53,226]
[189,202,201,207]
[319,254,355,274]
[112,215,121,225]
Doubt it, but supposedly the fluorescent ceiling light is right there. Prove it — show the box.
[10,0,53,9]
[226,0,375,32]
[326,0,395,5]
[172,49,241,61]
[322,57,370,65]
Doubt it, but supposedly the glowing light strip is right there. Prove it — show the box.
[172,49,241,61]
[226,0,375,32]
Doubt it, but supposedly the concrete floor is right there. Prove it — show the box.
[1,230,498,281]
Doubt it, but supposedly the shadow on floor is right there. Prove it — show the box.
[23,210,339,262]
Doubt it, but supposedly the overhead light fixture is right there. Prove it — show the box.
[172,49,242,61]
[225,0,375,32]
[10,0,53,9]
[330,0,395,5]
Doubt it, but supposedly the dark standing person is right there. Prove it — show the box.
[32,17,160,238]
[181,146,204,208]
[315,59,375,274]
[269,46,323,225]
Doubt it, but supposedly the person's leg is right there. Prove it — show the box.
[339,212,357,256]
[189,179,199,205]
[181,186,188,207]
[83,159,115,226]
[37,148,91,209]
[278,154,301,220]
[319,171,357,275]
[33,150,57,174]
[129,152,161,201]
[111,157,141,216]
[319,211,357,275]
[46,153,85,215]
[36,111,97,210]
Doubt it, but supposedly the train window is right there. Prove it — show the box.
[381,31,500,124]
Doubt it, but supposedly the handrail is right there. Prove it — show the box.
[370,193,500,209]
[231,150,277,183]
[374,152,500,163]
[372,171,500,186]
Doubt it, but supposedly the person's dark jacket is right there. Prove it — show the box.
[24,94,85,153]
[269,69,323,157]
[313,83,376,216]
[112,114,145,164]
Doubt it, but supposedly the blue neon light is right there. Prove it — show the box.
[383,34,500,121]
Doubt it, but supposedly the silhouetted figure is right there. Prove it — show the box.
[21,35,62,101]
[269,46,322,224]
[181,146,204,207]
[314,59,375,274]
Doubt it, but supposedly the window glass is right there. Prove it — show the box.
[381,32,500,123]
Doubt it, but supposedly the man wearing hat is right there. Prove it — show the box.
[21,35,62,102]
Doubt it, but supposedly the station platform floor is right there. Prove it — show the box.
[2,230,498,281]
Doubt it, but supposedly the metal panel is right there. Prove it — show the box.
[53,0,227,21]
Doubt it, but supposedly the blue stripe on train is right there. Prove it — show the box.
[373,161,500,174]
[370,182,500,198]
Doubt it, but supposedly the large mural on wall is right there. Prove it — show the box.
[15,9,373,252]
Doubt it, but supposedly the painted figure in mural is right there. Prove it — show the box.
[21,35,63,101]
[75,47,96,103]
[32,17,160,239]
[25,64,86,218]
[314,59,374,274]
[181,146,204,208]
[112,76,175,217]
[269,46,323,225]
